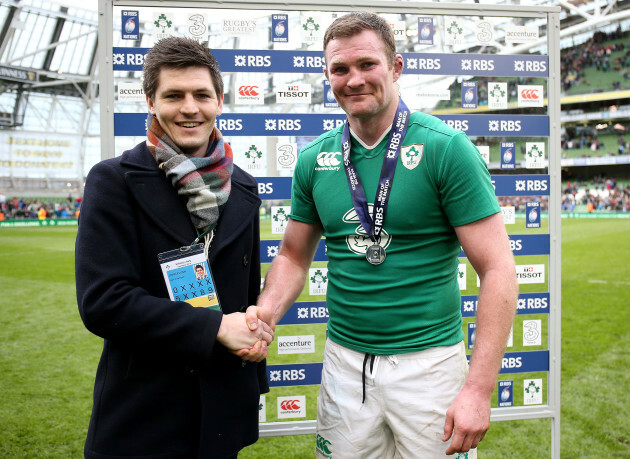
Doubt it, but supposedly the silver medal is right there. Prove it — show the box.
[366,244,386,265]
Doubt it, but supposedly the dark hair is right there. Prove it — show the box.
[142,37,223,99]
[323,12,396,66]
[194,264,204,271]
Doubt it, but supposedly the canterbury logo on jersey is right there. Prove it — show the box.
[315,152,342,171]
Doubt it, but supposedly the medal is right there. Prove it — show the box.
[366,244,386,265]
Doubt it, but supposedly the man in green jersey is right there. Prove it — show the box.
[242,11,517,457]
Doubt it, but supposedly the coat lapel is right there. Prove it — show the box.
[207,176,260,263]
[120,144,261,256]
[122,144,195,246]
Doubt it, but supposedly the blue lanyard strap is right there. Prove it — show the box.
[341,98,410,242]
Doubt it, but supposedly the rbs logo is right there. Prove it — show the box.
[445,120,469,131]
[282,369,306,381]
[473,59,494,71]
[247,55,271,67]
[216,119,242,131]
[509,239,522,252]
[277,119,301,131]
[526,61,547,72]
[258,182,273,195]
[502,357,522,369]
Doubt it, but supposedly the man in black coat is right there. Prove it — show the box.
[76,37,273,459]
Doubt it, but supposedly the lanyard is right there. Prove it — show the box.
[341,98,410,243]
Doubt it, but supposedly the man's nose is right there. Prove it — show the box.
[180,94,199,114]
[346,67,365,87]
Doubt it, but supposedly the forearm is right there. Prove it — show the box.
[466,267,518,395]
[257,253,309,327]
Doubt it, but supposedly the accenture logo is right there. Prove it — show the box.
[315,152,342,171]
[238,85,259,96]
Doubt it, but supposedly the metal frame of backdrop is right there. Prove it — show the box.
[98,1,561,456]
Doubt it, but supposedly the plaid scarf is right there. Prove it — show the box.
[146,114,233,232]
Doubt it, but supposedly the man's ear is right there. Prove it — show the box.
[217,93,224,116]
[392,54,404,83]
[146,95,156,115]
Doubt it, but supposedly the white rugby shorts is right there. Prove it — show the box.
[315,339,476,459]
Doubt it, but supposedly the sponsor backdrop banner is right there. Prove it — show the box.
[107,2,557,437]
[113,47,549,77]
[114,112,549,137]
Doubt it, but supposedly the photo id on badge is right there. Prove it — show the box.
[158,243,221,311]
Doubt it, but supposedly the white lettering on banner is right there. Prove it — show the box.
[509,239,523,252]
[445,120,469,131]
[296,306,329,319]
[516,297,548,310]
[502,357,522,369]
[257,182,273,195]
[405,58,441,70]
[216,119,243,131]
[126,53,144,66]
[515,179,549,192]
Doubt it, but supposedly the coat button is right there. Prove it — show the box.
[242,254,248,266]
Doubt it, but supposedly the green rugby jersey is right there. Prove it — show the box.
[291,111,500,355]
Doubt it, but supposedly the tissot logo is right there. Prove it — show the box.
[515,264,545,284]
[238,85,259,96]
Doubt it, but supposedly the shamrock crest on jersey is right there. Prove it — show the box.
[342,204,392,256]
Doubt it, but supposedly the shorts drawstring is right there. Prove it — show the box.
[362,354,399,404]
[361,353,376,404]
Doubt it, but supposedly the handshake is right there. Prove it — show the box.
[216,306,274,362]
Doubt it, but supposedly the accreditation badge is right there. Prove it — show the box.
[158,243,221,311]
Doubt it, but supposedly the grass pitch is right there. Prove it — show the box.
[0,218,629,458]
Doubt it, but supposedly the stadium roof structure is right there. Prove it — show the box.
[0,0,629,185]
[0,0,99,130]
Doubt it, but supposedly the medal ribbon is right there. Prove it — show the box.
[341,98,410,243]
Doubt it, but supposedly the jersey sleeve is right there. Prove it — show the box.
[289,148,322,225]
[437,132,500,227]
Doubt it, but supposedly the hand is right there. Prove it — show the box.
[442,385,491,455]
[216,312,273,359]
[235,306,276,362]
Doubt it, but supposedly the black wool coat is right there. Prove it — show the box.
[76,142,268,459]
